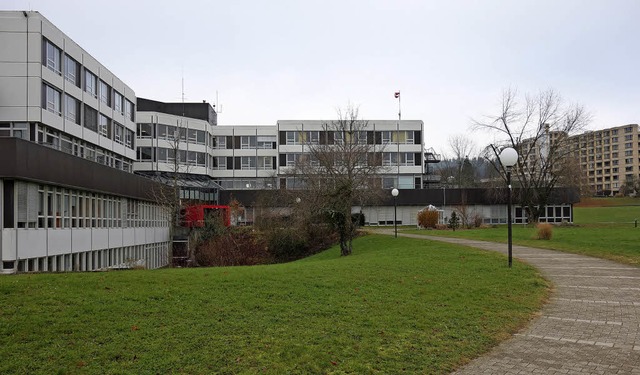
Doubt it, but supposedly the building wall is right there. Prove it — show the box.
[569,124,639,195]
[0,12,170,274]
[134,109,427,193]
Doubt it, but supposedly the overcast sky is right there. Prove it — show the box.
[5,0,639,156]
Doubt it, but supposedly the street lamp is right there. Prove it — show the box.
[391,188,399,238]
[499,147,518,268]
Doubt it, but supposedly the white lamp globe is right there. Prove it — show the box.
[499,147,518,167]
[391,188,399,197]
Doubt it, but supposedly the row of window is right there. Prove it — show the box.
[9,182,168,230]
[279,175,421,190]
[42,38,135,121]
[137,147,207,167]
[137,123,208,145]
[36,124,134,172]
[279,130,421,146]
[214,135,278,150]
[41,83,135,149]
[279,152,422,167]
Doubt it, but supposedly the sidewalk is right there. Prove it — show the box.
[370,229,640,374]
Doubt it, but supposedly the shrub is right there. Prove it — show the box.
[471,213,484,228]
[266,227,309,262]
[417,209,439,229]
[536,223,553,240]
[448,211,460,231]
[194,227,272,267]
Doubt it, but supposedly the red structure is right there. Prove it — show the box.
[181,205,231,227]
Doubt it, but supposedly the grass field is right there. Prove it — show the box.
[0,235,547,374]
[404,200,640,266]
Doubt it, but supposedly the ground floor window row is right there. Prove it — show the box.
[33,123,134,172]
[4,180,169,230]
[3,242,169,273]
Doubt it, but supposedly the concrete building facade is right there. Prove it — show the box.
[0,11,170,274]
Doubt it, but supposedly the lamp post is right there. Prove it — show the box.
[391,188,399,238]
[499,147,518,268]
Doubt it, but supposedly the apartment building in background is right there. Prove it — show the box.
[0,11,170,274]
[570,124,640,196]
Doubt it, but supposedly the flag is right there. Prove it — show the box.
[394,91,400,98]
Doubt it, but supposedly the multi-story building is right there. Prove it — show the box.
[133,99,427,198]
[569,124,639,196]
[0,11,170,274]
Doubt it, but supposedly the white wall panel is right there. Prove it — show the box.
[71,228,92,253]
[47,229,72,256]
[134,228,146,245]
[16,229,47,258]
[108,228,123,248]
[92,228,109,250]
[0,33,26,60]
[1,229,17,261]
[122,228,135,246]
[0,76,27,106]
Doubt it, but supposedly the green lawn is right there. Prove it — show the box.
[403,205,640,266]
[0,235,547,374]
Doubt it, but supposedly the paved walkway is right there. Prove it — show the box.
[370,229,640,374]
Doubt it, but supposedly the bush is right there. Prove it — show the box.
[536,223,553,240]
[417,209,439,229]
[448,211,460,231]
[266,227,309,262]
[194,227,272,267]
[471,213,484,228]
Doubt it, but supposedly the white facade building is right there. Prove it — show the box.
[0,11,170,274]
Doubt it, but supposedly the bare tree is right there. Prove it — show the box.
[448,134,477,161]
[473,88,590,222]
[287,106,385,256]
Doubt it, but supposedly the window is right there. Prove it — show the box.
[286,153,299,166]
[381,131,392,144]
[213,156,226,170]
[257,136,276,149]
[114,123,124,144]
[334,131,344,145]
[214,136,226,149]
[42,83,61,115]
[98,114,111,138]
[240,156,256,170]
[137,147,153,161]
[125,129,134,149]
[137,123,153,138]
[114,91,123,114]
[625,142,633,149]
[84,105,98,132]
[241,136,257,149]
[99,80,111,106]
[42,39,61,74]
[64,94,80,124]
[125,100,135,121]
[85,69,97,97]
[63,55,80,86]
[286,131,300,145]
[400,152,415,166]
[196,130,206,145]
[258,156,274,170]
[382,152,397,166]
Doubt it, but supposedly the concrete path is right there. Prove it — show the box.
[370,229,640,374]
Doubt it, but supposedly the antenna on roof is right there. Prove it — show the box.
[215,90,223,114]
